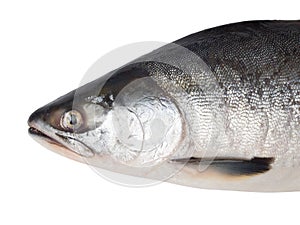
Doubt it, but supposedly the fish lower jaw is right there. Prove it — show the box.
[28,126,93,162]
[28,127,65,148]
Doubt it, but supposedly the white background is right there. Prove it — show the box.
[1,1,300,224]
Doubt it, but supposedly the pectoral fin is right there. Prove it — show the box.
[170,157,275,176]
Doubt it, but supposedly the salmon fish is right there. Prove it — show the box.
[28,21,300,192]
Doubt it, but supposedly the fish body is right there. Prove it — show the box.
[28,21,300,191]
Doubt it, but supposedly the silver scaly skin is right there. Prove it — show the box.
[28,21,300,191]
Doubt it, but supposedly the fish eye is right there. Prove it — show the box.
[60,109,83,131]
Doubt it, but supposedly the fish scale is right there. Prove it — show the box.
[171,21,300,163]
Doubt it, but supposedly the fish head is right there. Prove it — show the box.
[28,63,190,177]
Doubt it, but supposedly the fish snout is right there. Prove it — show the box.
[27,105,53,140]
[28,107,47,128]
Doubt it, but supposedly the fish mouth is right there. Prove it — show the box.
[28,123,95,160]
[28,127,66,148]
[28,124,93,162]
